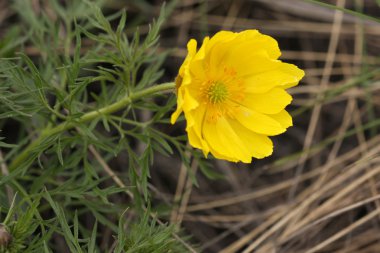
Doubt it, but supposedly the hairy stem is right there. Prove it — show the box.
[8,82,176,172]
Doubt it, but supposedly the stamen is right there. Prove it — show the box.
[207,81,228,104]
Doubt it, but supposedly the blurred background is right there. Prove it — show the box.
[1,0,380,252]
[157,1,380,252]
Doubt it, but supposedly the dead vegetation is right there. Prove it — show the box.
[152,0,380,252]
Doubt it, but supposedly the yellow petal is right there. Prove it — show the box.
[203,116,252,163]
[226,53,279,78]
[171,85,199,124]
[187,127,208,156]
[171,107,182,124]
[178,39,197,78]
[187,39,197,55]
[234,30,281,59]
[208,146,239,162]
[185,105,210,154]
[208,30,280,76]
[242,88,292,114]
[280,64,305,89]
[235,107,285,136]
[171,89,184,124]
[244,62,304,93]
[205,31,243,77]
[229,119,274,159]
[206,31,237,59]
[189,57,206,83]
[194,37,210,61]
[208,42,236,77]
[270,110,293,128]
[182,89,199,112]
[172,39,198,124]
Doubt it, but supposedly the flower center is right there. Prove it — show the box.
[207,81,228,104]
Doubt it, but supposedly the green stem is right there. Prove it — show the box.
[8,82,175,172]
[304,0,380,23]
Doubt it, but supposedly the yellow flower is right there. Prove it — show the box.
[171,30,304,163]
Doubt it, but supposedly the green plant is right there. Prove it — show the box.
[0,1,197,252]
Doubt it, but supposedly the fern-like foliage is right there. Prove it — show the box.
[0,1,196,252]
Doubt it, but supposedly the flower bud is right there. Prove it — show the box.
[0,224,12,248]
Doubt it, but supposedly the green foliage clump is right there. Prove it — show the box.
[0,0,197,252]
[115,211,190,253]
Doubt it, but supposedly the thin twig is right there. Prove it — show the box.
[0,150,14,205]
[175,158,198,228]
[170,144,191,224]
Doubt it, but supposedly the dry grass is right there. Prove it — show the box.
[149,0,380,252]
